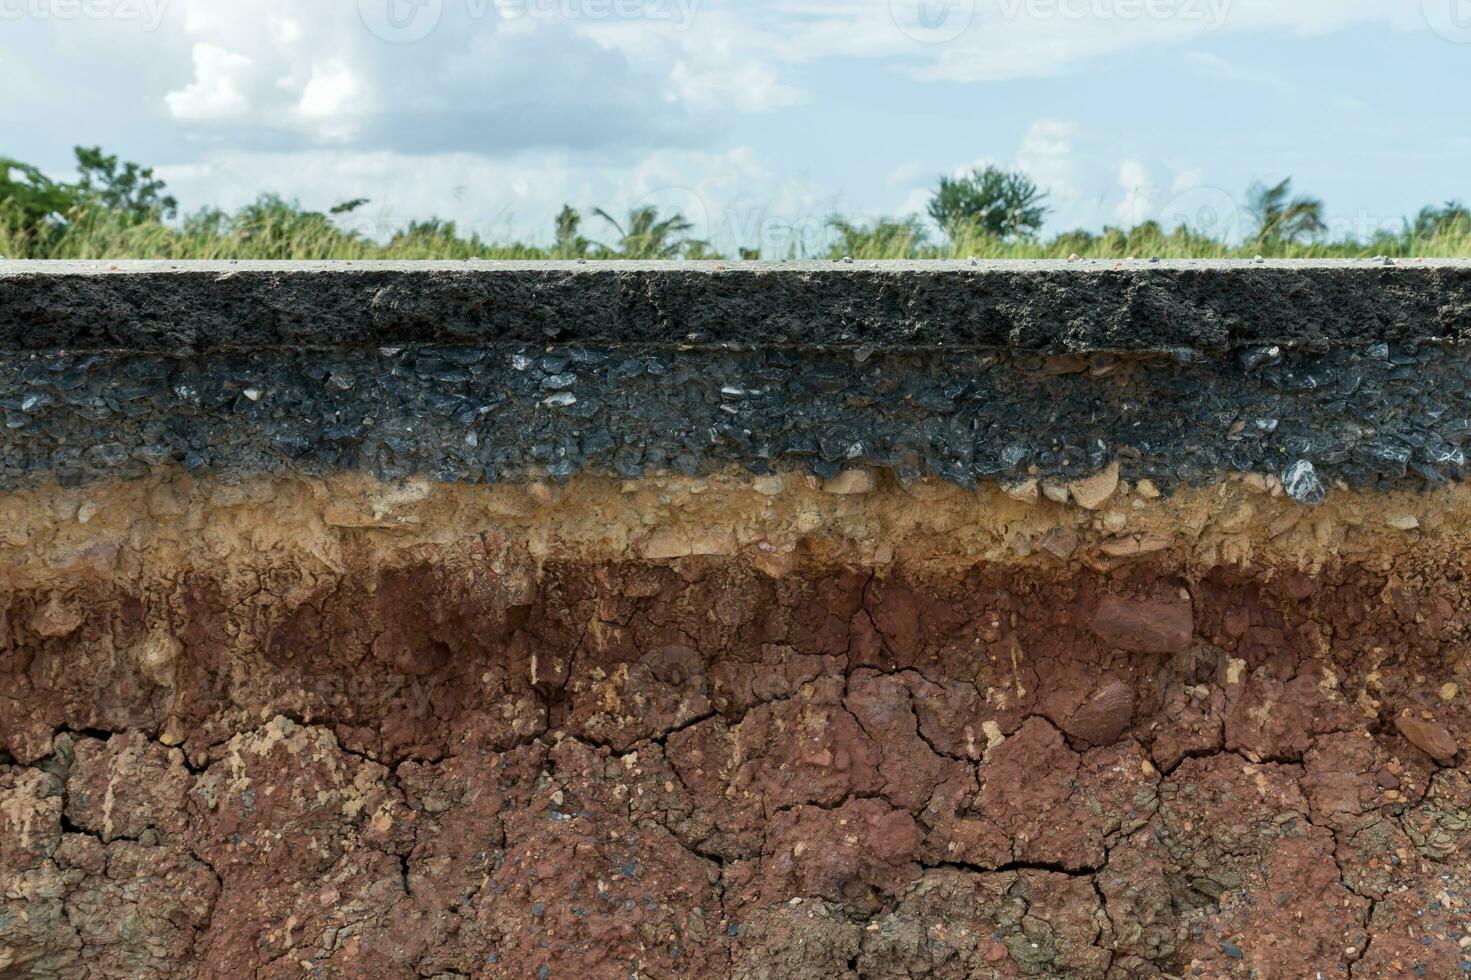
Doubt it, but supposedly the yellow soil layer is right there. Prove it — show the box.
[0,467,1462,589]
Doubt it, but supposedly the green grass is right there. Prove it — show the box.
[5,202,1471,262]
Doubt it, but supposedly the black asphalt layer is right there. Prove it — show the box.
[1,261,1469,353]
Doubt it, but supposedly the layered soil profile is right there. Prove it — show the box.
[4,260,1471,979]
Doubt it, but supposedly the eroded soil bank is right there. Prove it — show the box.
[4,471,1471,978]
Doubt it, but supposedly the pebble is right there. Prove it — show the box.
[1065,680,1135,746]
[1002,478,1039,504]
[1042,482,1071,505]
[1394,710,1459,764]
[823,468,876,495]
[1041,528,1079,559]
[1068,461,1120,511]
[1282,460,1326,506]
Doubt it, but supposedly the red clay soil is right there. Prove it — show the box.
[4,549,1471,978]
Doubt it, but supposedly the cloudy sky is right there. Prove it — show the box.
[2,0,1468,252]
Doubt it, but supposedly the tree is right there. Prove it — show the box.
[72,145,177,222]
[0,158,74,227]
[928,165,1049,240]
[554,205,591,257]
[593,205,708,259]
[1412,200,1471,241]
[1245,178,1325,246]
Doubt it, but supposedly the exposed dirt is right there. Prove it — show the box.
[4,470,1471,977]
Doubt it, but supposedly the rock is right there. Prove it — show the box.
[1386,514,1420,531]
[1091,594,1194,654]
[1002,478,1039,504]
[31,595,83,639]
[1064,680,1135,746]
[643,527,733,559]
[1068,462,1120,511]
[135,629,183,688]
[751,474,786,496]
[1041,482,1070,505]
[824,469,876,495]
[1041,528,1079,559]
[1395,711,1458,764]
[1134,479,1161,500]
[1282,460,1326,506]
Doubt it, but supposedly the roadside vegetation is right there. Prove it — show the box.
[3,147,1469,260]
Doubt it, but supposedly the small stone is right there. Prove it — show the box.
[1394,710,1458,764]
[1281,460,1326,506]
[1002,478,1039,504]
[1041,482,1070,505]
[1441,683,1459,702]
[1387,514,1420,531]
[643,529,694,560]
[1041,528,1079,559]
[1134,479,1161,500]
[1064,680,1135,746]
[76,501,101,524]
[31,595,83,639]
[824,469,877,495]
[135,629,183,688]
[1068,461,1120,510]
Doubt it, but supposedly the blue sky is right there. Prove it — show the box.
[1,0,1468,252]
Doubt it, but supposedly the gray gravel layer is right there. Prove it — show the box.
[1,261,1469,353]
[2,341,1466,500]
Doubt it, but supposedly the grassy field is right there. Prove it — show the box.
[4,198,1471,262]
[7,209,1470,262]
[7,151,1469,261]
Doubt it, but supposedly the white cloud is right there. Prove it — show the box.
[1113,159,1155,226]
[164,44,254,121]
[747,0,1424,83]
[1015,119,1080,206]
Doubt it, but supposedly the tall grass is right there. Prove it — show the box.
[5,199,1471,262]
